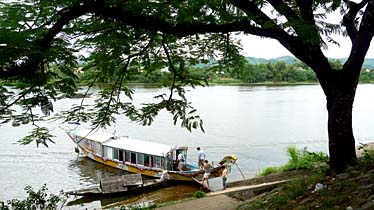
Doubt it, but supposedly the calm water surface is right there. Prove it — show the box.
[1,84,374,208]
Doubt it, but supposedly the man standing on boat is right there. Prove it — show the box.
[165,152,172,170]
[197,147,205,170]
[177,152,185,163]
[177,152,186,171]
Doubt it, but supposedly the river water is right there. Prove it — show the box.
[1,84,374,209]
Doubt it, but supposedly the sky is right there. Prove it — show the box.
[239,34,374,60]
[239,5,374,60]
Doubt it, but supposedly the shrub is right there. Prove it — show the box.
[0,184,64,210]
[284,146,329,171]
[193,190,206,198]
[357,146,374,170]
[259,146,329,176]
[259,166,281,176]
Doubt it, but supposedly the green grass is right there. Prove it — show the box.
[239,172,327,210]
[258,146,329,176]
[241,147,374,210]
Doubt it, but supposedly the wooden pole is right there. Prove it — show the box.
[235,163,246,180]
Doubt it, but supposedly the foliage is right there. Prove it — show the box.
[356,144,374,171]
[284,146,329,171]
[239,173,326,210]
[0,184,65,210]
[17,127,55,147]
[0,0,373,173]
[259,146,329,176]
[193,190,206,198]
[76,56,374,85]
[258,166,281,176]
[241,163,374,210]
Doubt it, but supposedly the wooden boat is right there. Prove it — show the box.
[66,174,165,196]
[66,128,237,181]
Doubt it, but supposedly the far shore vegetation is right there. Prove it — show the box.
[2,58,374,88]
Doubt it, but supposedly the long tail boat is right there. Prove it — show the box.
[66,128,237,181]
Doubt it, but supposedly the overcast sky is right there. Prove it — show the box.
[239,34,374,59]
[239,6,374,60]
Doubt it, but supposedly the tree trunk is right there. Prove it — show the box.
[326,86,357,173]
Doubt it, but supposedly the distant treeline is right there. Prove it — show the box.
[100,59,374,84]
[2,59,374,86]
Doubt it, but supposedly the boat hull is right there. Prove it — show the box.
[69,133,225,181]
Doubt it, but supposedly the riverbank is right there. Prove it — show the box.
[153,144,374,210]
[154,166,374,210]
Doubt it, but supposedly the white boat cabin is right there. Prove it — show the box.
[72,129,189,171]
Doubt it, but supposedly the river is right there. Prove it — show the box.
[1,84,374,209]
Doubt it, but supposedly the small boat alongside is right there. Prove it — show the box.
[66,174,164,196]
[66,128,237,181]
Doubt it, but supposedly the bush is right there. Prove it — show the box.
[193,190,206,198]
[0,184,65,210]
[283,146,329,171]
[357,145,374,170]
[259,146,329,176]
[259,166,281,176]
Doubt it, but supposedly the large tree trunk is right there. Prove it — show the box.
[326,85,357,173]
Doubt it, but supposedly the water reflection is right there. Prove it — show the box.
[68,156,128,185]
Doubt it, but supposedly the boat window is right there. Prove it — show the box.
[130,152,136,164]
[113,148,119,160]
[89,140,94,150]
[151,156,156,167]
[144,154,150,167]
[104,147,113,160]
[93,142,102,156]
[119,150,124,162]
[137,153,144,165]
[83,139,89,148]
[151,156,161,168]
[125,151,130,162]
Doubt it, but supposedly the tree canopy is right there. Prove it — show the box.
[1,0,374,172]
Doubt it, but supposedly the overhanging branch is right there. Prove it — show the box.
[343,0,369,41]
[0,1,93,79]
[344,1,374,73]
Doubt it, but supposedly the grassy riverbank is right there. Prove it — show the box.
[128,145,374,210]
[237,147,374,210]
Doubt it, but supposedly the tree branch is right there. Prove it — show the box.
[267,0,301,25]
[344,1,374,73]
[0,1,95,79]
[0,0,289,80]
[229,0,278,27]
[0,0,330,83]
[342,0,369,41]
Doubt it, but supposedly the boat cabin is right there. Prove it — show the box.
[73,130,189,171]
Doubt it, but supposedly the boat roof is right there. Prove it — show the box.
[75,129,114,143]
[75,129,182,157]
[104,137,174,157]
